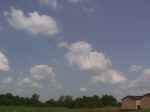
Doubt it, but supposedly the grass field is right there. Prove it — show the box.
[0,106,149,112]
[0,106,120,112]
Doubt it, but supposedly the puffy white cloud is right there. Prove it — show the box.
[80,88,88,92]
[129,69,150,89]
[30,65,56,81]
[63,41,127,85]
[68,0,90,4]
[65,41,111,71]
[0,52,10,72]
[18,77,42,89]
[22,77,32,84]
[58,41,69,48]
[91,69,127,84]
[39,0,84,7]
[39,0,57,8]
[68,0,82,3]
[0,77,13,89]
[129,65,144,72]
[111,68,150,98]
[16,65,62,90]
[1,77,13,85]
[5,8,58,36]
[30,65,62,88]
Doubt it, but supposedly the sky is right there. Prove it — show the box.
[0,0,150,101]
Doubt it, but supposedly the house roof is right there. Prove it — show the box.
[122,93,150,101]
[144,93,150,97]
[122,96,143,101]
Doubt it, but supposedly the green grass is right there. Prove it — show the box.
[0,106,121,112]
[0,106,149,112]
[0,106,72,112]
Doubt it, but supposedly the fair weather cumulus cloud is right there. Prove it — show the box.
[39,0,57,8]
[4,8,58,36]
[39,0,84,5]
[65,41,112,71]
[68,0,82,3]
[0,77,13,89]
[112,68,150,99]
[80,88,88,92]
[58,41,69,48]
[109,67,150,99]
[17,77,42,89]
[91,70,127,84]
[0,52,10,72]
[39,0,89,8]
[18,65,62,89]
[0,64,62,100]
[1,77,13,85]
[128,69,150,91]
[129,65,144,72]
[30,65,59,87]
[59,41,127,84]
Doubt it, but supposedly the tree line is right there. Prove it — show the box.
[0,93,120,108]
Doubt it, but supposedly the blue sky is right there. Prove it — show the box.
[0,0,150,101]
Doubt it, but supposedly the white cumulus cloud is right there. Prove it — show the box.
[0,52,10,72]
[80,88,88,92]
[30,65,62,88]
[1,77,13,85]
[39,0,57,8]
[17,65,62,90]
[129,65,144,72]
[91,69,127,84]
[18,77,42,89]
[58,41,69,48]
[63,41,127,85]
[68,0,90,4]
[111,68,150,98]
[65,41,111,71]
[5,8,58,36]
[129,69,150,90]
[0,77,13,89]
[68,0,82,3]
[31,65,56,81]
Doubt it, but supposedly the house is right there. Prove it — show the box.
[141,93,150,109]
[122,93,150,110]
[122,96,142,110]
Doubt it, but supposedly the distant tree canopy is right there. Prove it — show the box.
[0,93,42,106]
[0,93,120,108]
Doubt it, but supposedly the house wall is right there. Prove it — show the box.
[141,96,150,109]
[122,98,136,110]
[136,100,141,110]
